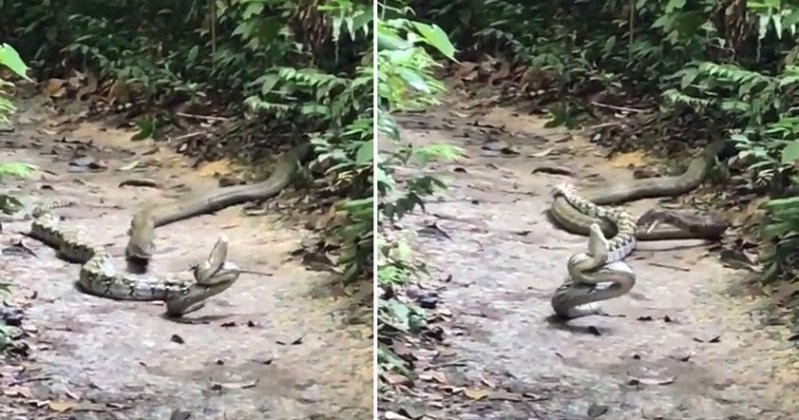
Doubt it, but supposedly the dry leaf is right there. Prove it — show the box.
[463,387,488,400]
[627,376,676,386]
[4,385,33,398]
[609,151,649,168]
[487,61,511,86]
[418,370,447,384]
[43,79,66,97]
[209,379,258,390]
[48,401,76,413]
[77,72,98,101]
[118,160,141,171]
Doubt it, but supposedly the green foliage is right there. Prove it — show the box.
[0,163,37,181]
[377,2,462,383]
[0,42,35,311]
[0,43,31,125]
[410,0,799,287]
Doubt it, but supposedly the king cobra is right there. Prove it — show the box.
[28,203,242,316]
[549,137,729,319]
[125,143,310,268]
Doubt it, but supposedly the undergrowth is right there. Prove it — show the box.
[0,43,37,346]
[376,1,462,385]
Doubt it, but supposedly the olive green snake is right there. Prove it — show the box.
[549,138,729,319]
[125,143,309,268]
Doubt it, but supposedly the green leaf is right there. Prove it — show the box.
[397,68,429,93]
[762,221,791,240]
[781,140,799,163]
[131,119,155,141]
[0,44,31,81]
[356,140,373,165]
[187,45,199,63]
[377,27,411,51]
[0,163,37,180]
[412,22,456,60]
[680,67,698,89]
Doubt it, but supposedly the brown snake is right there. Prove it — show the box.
[549,136,729,240]
[125,143,309,268]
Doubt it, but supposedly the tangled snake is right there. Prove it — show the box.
[125,143,310,268]
[28,202,242,317]
[549,137,730,319]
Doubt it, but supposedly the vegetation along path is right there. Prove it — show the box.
[0,99,372,419]
[384,101,799,420]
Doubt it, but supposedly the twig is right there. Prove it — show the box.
[175,112,227,122]
[587,121,623,131]
[173,132,207,141]
[10,375,52,386]
[118,178,164,189]
[590,101,647,114]
[648,261,691,272]
[239,269,273,277]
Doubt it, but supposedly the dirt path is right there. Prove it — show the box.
[0,102,373,419]
[385,103,799,420]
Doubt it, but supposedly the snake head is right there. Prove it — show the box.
[192,234,230,284]
[551,183,574,198]
[586,223,610,260]
[126,212,156,260]
[207,234,229,269]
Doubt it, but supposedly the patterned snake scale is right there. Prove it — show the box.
[27,201,242,316]
[552,183,637,264]
[550,184,638,319]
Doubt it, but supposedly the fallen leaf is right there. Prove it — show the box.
[627,376,676,386]
[419,370,447,384]
[609,150,648,168]
[463,388,488,400]
[48,401,76,412]
[118,160,141,171]
[43,79,66,97]
[5,384,33,399]
[488,390,522,401]
[209,379,258,391]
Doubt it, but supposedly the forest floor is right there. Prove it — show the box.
[0,95,373,420]
[379,95,799,420]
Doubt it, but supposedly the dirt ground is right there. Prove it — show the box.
[382,100,799,420]
[0,98,373,419]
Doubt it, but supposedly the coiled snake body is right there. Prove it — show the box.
[549,138,729,319]
[29,202,242,316]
